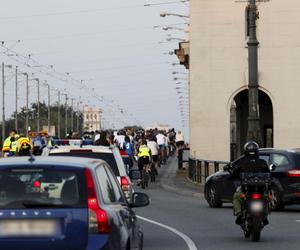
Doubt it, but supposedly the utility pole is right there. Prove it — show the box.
[2,62,5,143]
[24,73,29,137]
[57,90,61,138]
[15,66,18,131]
[47,84,50,133]
[246,0,262,145]
[64,94,68,137]
[71,98,74,132]
[76,101,80,133]
[35,78,40,132]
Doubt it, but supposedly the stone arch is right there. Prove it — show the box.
[229,88,273,160]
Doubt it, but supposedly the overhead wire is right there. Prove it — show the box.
[0,44,143,128]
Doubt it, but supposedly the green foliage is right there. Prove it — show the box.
[0,102,83,141]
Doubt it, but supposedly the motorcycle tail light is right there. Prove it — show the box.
[251,193,261,200]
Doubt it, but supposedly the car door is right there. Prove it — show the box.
[259,153,271,166]
[104,165,140,249]
[270,153,292,192]
[95,165,128,250]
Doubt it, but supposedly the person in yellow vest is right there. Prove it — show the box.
[137,138,152,185]
[2,130,17,157]
[8,134,20,156]
[16,137,33,156]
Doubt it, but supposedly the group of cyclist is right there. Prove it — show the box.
[2,130,35,157]
[112,128,185,187]
[1,127,185,188]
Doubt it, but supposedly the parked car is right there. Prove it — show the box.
[42,145,134,202]
[0,156,149,250]
[205,148,300,210]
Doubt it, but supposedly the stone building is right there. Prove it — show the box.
[189,0,300,161]
[83,106,102,132]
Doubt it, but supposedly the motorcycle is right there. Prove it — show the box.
[239,172,271,242]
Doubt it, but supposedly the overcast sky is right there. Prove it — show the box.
[0,0,189,135]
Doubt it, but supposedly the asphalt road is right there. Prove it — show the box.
[134,160,300,250]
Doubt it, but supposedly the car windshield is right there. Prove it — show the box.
[0,167,87,209]
[49,152,120,176]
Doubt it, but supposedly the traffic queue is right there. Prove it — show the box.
[0,128,181,250]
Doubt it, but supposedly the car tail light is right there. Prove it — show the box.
[251,193,261,200]
[85,168,110,234]
[121,176,131,199]
[287,169,300,177]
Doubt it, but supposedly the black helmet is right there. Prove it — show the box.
[244,141,259,157]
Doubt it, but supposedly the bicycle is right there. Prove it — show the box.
[141,164,151,189]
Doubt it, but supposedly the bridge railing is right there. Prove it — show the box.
[178,148,230,184]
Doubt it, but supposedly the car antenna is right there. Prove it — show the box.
[28,153,35,163]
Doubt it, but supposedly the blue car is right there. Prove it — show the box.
[0,156,149,250]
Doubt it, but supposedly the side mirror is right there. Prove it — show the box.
[224,163,232,172]
[130,192,150,208]
[269,164,277,171]
[129,169,141,180]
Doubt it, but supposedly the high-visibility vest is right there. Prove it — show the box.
[2,136,12,152]
[138,145,151,158]
[17,137,33,152]
[10,141,18,153]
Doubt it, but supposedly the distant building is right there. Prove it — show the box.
[83,106,102,132]
[146,123,170,131]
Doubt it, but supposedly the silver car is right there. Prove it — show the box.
[42,145,134,202]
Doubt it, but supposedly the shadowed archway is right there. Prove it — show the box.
[230,89,273,160]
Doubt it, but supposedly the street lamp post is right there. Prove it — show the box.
[47,83,50,133]
[23,73,29,137]
[57,90,61,138]
[246,0,262,145]
[35,78,40,132]
[160,12,189,18]
[15,66,18,131]
[1,63,13,141]
[2,63,5,142]
[71,98,74,132]
[64,94,68,137]
[77,97,82,134]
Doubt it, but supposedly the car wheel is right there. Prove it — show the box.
[206,184,222,208]
[269,186,284,211]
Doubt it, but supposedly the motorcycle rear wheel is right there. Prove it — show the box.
[251,217,262,242]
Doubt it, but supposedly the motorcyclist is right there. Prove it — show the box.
[231,141,270,225]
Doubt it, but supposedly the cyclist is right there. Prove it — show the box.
[137,138,151,186]
[17,137,33,156]
[156,130,167,165]
[2,130,18,157]
[147,135,160,177]
[168,128,176,156]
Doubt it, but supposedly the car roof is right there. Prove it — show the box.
[48,145,113,154]
[259,148,300,154]
[0,156,106,169]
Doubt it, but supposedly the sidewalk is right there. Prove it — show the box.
[158,156,204,198]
